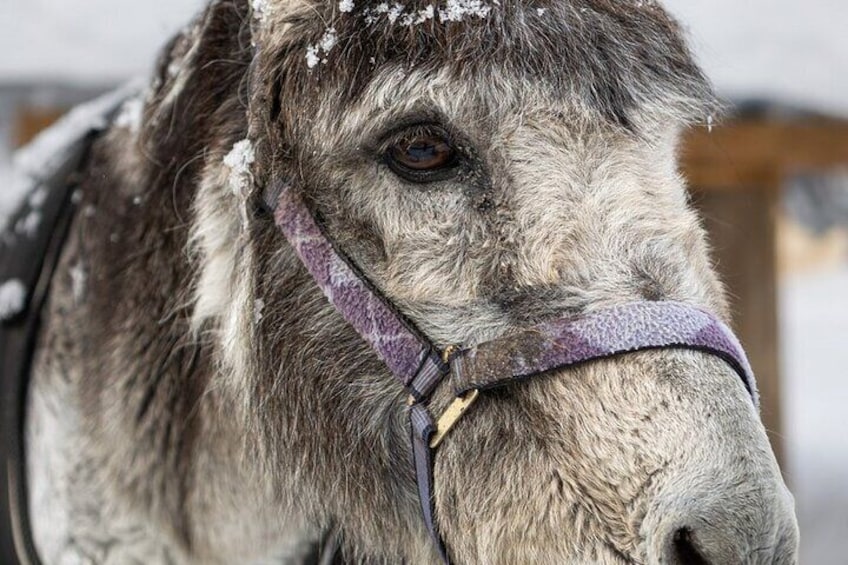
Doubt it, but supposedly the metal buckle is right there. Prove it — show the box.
[441,345,458,364]
[429,389,480,449]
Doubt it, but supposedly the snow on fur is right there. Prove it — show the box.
[306,27,339,68]
[70,262,87,304]
[15,210,42,237]
[251,0,269,20]
[0,279,26,320]
[439,0,491,22]
[361,1,488,27]
[114,97,144,134]
[1,81,144,232]
[223,139,256,197]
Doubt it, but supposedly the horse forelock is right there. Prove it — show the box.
[249,0,716,133]
[126,0,724,384]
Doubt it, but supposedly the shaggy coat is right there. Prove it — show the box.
[25,0,798,563]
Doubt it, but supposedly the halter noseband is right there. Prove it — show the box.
[272,181,758,563]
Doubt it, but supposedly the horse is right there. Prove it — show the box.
[7,0,798,562]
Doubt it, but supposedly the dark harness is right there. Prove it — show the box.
[0,90,138,565]
[0,135,93,565]
[0,91,758,565]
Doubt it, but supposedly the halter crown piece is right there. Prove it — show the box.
[272,181,759,564]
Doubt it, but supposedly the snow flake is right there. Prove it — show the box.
[364,3,387,24]
[306,46,320,69]
[339,0,355,12]
[167,60,182,79]
[252,0,269,20]
[439,0,491,22]
[387,3,405,23]
[70,262,87,303]
[223,139,256,196]
[320,28,338,51]
[0,279,27,321]
[114,97,144,134]
[536,7,546,16]
[416,5,436,23]
[254,298,265,324]
[15,210,41,237]
[364,2,439,26]
[28,187,48,208]
[306,27,339,68]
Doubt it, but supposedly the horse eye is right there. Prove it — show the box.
[385,133,459,182]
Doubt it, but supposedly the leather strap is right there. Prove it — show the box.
[273,180,443,386]
[453,301,756,400]
[0,86,137,565]
[0,150,84,565]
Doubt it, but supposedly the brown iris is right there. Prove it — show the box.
[385,133,459,182]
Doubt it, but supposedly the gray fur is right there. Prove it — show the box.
[26,0,798,563]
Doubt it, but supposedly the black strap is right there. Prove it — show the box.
[0,83,137,564]
[0,184,80,565]
[0,130,100,565]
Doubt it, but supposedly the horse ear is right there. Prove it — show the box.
[145,1,254,136]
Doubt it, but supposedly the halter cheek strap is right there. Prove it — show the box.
[273,181,448,394]
[273,181,758,564]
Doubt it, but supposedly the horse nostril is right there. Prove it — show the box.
[670,527,711,565]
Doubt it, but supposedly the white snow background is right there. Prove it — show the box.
[1,0,846,561]
[1,0,847,113]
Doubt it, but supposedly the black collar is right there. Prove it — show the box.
[0,88,133,564]
[0,139,87,565]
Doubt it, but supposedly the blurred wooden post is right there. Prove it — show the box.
[13,106,65,148]
[682,117,848,471]
[692,184,784,466]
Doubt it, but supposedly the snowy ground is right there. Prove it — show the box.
[664,0,848,117]
[781,266,848,563]
[0,0,202,84]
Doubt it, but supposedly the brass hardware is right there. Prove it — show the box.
[441,345,458,364]
[429,389,480,449]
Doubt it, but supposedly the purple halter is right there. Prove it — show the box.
[272,181,758,563]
